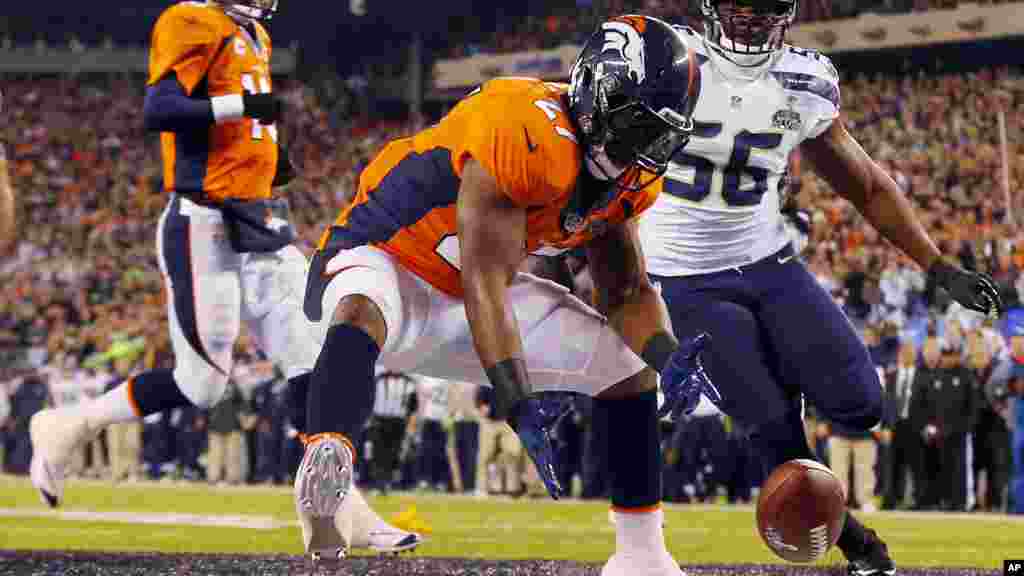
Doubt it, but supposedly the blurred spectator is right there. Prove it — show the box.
[881,340,924,509]
[206,380,248,486]
[106,356,142,482]
[368,369,418,494]
[968,331,1007,511]
[475,386,523,497]
[415,376,451,492]
[912,336,977,510]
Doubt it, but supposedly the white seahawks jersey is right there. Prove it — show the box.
[639,27,840,276]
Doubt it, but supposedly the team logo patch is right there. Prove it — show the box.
[599,20,646,83]
[771,109,803,131]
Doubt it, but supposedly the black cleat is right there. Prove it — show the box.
[845,528,896,576]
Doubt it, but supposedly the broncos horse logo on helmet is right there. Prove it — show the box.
[702,0,798,58]
[568,15,701,197]
[213,0,279,22]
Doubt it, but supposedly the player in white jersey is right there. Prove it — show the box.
[640,2,1003,575]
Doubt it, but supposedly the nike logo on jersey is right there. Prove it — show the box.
[778,254,795,264]
[524,126,538,152]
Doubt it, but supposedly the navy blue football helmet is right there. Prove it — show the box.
[702,0,798,56]
[568,15,701,191]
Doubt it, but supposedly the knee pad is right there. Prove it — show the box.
[172,363,229,409]
[747,407,817,477]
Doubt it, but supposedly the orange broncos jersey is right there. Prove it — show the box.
[317,77,661,298]
[148,1,277,201]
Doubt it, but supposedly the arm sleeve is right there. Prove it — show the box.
[143,74,215,133]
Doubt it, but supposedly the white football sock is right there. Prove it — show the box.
[83,381,140,429]
[614,507,667,554]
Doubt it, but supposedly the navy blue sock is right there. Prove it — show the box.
[287,372,311,433]
[131,368,192,416]
[595,389,662,510]
[307,324,380,440]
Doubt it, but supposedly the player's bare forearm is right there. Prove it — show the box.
[586,219,675,356]
[801,121,941,270]
[457,158,531,389]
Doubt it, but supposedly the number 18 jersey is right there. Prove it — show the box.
[638,28,840,276]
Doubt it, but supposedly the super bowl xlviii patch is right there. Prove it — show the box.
[771,108,803,131]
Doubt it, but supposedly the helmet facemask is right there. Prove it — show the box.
[702,0,796,58]
[576,65,693,193]
[216,0,278,23]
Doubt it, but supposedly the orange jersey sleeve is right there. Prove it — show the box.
[147,3,233,93]
[454,83,580,208]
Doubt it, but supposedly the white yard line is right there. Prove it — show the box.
[0,507,298,530]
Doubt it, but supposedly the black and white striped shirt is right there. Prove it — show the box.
[373,370,416,419]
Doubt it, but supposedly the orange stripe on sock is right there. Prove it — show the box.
[125,378,143,418]
[611,503,662,515]
[299,432,357,464]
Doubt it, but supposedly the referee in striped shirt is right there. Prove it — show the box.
[368,369,417,493]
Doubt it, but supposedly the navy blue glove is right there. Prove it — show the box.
[510,392,574,499]
[656,333,720,422]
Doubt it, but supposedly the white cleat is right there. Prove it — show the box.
[364,529,423,555]
[601,550,687,576]
[343,488,424,555]
[295,433,355,566]
[29,407,100,508]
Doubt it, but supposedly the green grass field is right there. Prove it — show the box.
[0,475,1018,570]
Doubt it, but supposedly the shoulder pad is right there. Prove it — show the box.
[156,2,234,38]
[779,45,839,82]
[772,45,840,108]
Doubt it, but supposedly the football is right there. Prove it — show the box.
[755,459,846,563]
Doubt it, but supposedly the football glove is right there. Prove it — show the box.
[242,93,284,124]
[510,392,574,500]
[656,332,720,422]
[928,259,1003,319]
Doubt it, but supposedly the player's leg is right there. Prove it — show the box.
[294,245,433,562]
[243,243,422,553]
[30,197,239,506]
[755,257,892,574]
[403,273,676,574]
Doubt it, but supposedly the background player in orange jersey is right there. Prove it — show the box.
[28,0,420,556]
[295,16,718,575]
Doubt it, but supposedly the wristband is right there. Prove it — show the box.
[641,330,678,373]
[485,358,530,422]
[211,94,245,123]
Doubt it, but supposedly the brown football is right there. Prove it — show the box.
[755,459,846,563]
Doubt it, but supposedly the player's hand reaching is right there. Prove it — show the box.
[657,332,720,422]
[509,392,574,500]
[242,93,284,124]
[928,259,1003,319]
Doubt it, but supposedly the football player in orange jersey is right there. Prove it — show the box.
[296,16,716,574]
[28,0,421,556]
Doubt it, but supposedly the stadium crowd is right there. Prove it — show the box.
[445,0,1018,58]
[1,57,1023,512]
